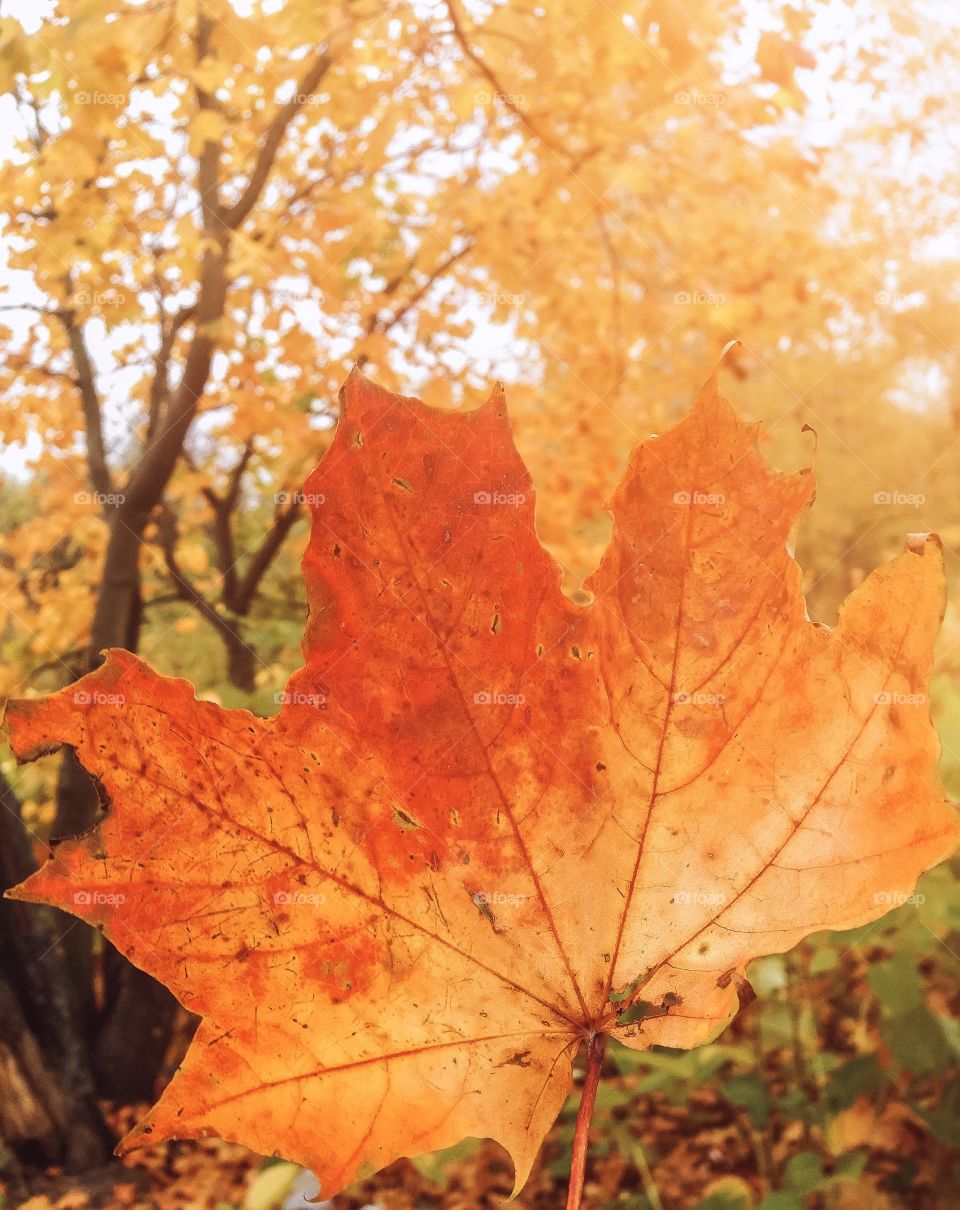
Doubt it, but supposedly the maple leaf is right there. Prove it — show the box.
[5,369,958,1201]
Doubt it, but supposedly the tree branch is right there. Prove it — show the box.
[366,240,475,336]
[232,498,302,615]
[596,212,626,393]
[444,0,567,159]
[57,285,112,499]
[146,302,197,443]
[221,50,333,231]
[118,15,225,521]
[201,440,254,602]
[154,504,247,651]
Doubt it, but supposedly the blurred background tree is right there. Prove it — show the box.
[1,0,959,1202]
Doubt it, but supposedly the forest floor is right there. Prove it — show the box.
[2,1078,954,1210]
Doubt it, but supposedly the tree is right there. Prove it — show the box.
[0,0,499,1115]
[2,0,959,1166]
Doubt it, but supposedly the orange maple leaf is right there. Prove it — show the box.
[5,369,958,1201]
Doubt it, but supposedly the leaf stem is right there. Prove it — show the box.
[565,1031,606,1210]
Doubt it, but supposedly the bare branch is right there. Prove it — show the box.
[13,84,51,153]
[596,212,626,392]
[201,440,254,601]
[154,503,248,651]
[56,280,112,498]
[444,0,566,159]
[224,440,255,511]
[221,50,333,231]
[146,303,197,443]
[198,440,302,616]
[119,15,226,521]
[366,240,475,337]
[18,362,75,383]
[194,16,224,229]
[232,498,302,615]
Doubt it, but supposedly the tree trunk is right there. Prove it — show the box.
[52,219,228,1097]
[43,47,265,1099]
[225,627,257,693]
[69,513,181,1099]
[49,513,178,1103]
[50,749,100,1034]
[0,975,68,1165]
[0,773,111,1168]
[0,973,113,1171]
[92,947,178,1101]
[87,515,145,663]
[52,523,145,1024]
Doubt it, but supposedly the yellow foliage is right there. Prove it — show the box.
[1,0,958,702]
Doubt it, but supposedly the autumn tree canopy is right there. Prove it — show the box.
[3,0,960,708]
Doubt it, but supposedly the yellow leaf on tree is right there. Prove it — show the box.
[189,109,227,156]
[176,542,209,575]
